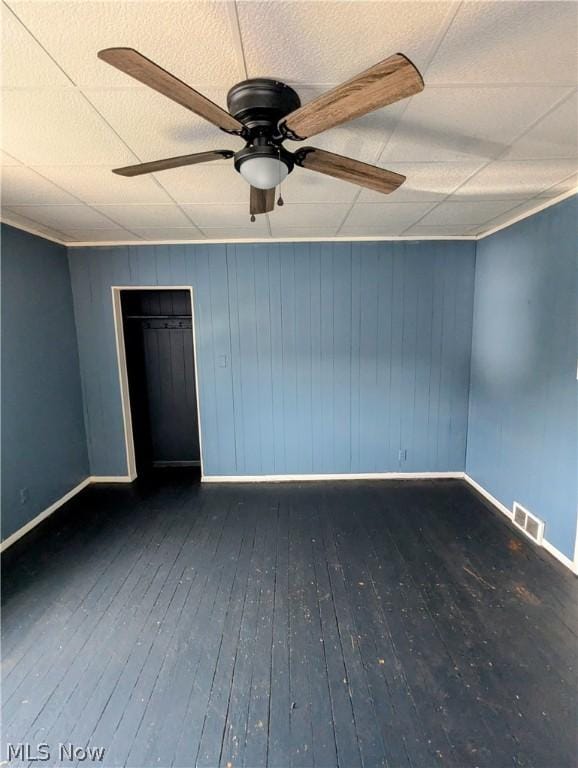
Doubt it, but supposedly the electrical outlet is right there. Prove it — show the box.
[398,448,407,463]
[19,487,29,504]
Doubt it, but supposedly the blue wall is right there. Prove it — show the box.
[4,201,576,559]
[467,196,578,559]
[1,225,89,540]
[68,241,476,477]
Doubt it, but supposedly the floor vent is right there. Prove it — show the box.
[512,502,544,545]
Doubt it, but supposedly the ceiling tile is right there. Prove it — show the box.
[0,90,136,165]
[1,2,71,87]
[65,229,142,243]
[343,203,435,231]
[419,199,525,227]
[380,86,572,163]
[32,165,172,205]
[268,226,339,238]
[84,87,242,160]
[147,165,249,205]
[281,167,360,204]
[182,204,268,230]
[237,1,456,83]
[198,228,271,240]
[427,1,578,85]
[93,204,192,229]
[10,1,244,88]
[4,0,574,245]
[470,199,552,235]
[504,92,578,160]
[5,204,123,233]
[339,226,411,237]
[358,161,486,203]
[0,151,22,166]
[478,194,578,235]
[451,159,578,200]
[1,209,67,241]
[1,167,79,205]
[129,228,205,241]
[537,173,577,199]
[269,203,350,228]
[404,225,477,237]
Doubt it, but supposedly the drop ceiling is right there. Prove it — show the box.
[1,0,577,244]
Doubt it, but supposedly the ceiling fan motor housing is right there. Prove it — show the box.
[228,78,300,184]
[227,78,301,133]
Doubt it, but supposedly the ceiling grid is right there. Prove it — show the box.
[1,0,576,244]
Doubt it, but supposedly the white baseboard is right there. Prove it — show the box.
[1,474,136,552]
[89,475,135,483]
[0,478,91,553]
[463,474,578,575]
[5,470,575,575]
[541,539,577,574]
[202,471,465,483]
[463,474,513,520]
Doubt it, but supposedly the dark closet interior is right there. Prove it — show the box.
[121,289,200,475]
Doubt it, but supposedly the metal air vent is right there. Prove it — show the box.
[512,502,544,545]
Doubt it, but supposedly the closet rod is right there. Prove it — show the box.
[125,314,192,320]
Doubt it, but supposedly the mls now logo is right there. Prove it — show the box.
[6,743,105,762]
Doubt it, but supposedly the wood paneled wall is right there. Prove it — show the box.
[68,240,475,477]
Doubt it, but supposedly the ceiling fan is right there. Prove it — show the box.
[98,48,424,219]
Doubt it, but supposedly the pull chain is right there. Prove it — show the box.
[277,146,284,206]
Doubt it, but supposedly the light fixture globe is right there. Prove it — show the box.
[234,144,294,190]
[239,156,289,189]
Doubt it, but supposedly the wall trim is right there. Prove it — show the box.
[0,216,67,246]
[541,539,577,574]
[463,474,513,519]
[4,471,575,576]
[89,475,135,483]
[202,471,465,483]
[0,475,138,552]
[463,474,578,575]
[5,190,575,250]
[0,478,91,553]
[477,187,578,240]
[64,235,477,246]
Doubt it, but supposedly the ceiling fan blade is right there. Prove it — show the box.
[112,150,234,177]
[281,53,423,140]
[98,48,244,134]
[294,147,405,195]
[250,187,275,215]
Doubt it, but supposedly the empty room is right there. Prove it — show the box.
[1,1,577,766]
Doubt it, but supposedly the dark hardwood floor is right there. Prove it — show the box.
[2,473,577,768]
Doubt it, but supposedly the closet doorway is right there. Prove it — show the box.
[114,287,202,478]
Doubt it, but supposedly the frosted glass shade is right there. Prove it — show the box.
[239,156,288,189]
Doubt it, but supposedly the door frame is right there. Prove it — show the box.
[111,285,204,480]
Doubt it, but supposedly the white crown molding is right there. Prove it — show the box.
[0,216,67,246]
[63,234,477,247]
[477,186,578,240]
[2,187,576,248]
